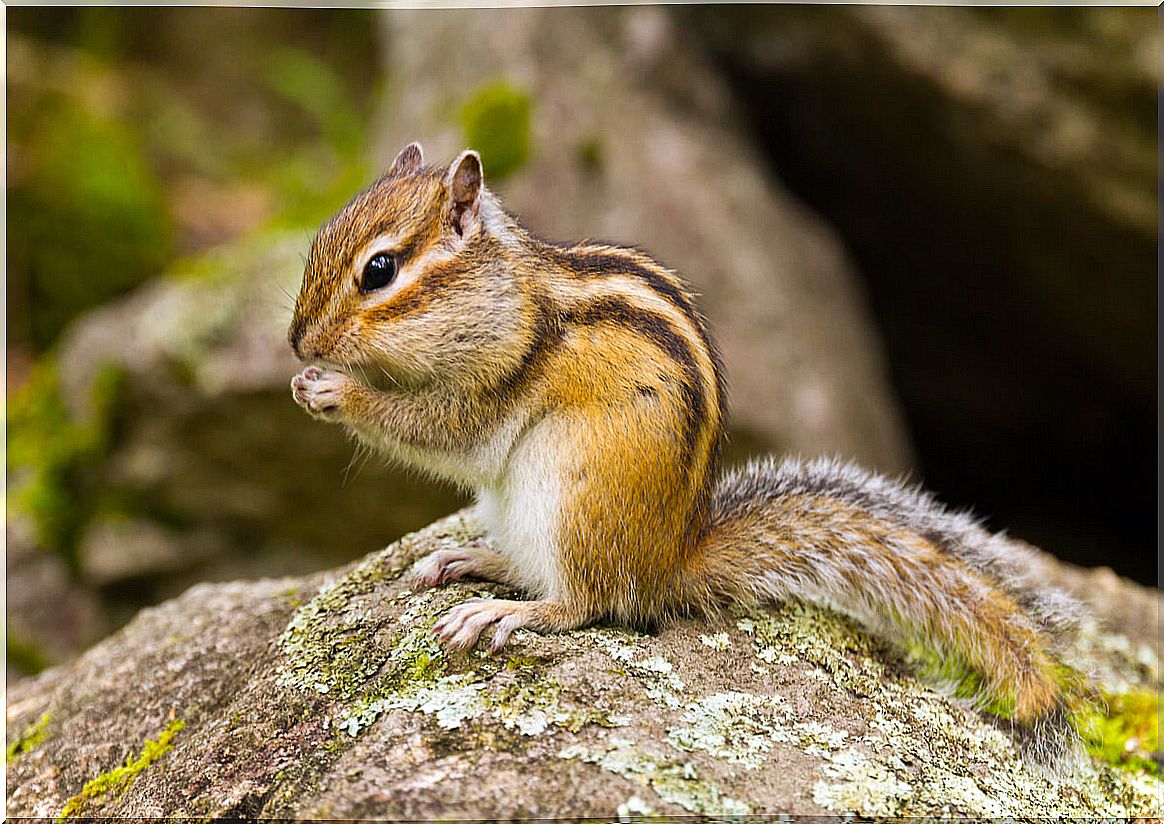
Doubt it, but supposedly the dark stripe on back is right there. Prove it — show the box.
[562,295,707,462]
[492,290,563,405]
[540,242,726,428]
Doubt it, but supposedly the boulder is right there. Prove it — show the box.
[6,513,1161,818]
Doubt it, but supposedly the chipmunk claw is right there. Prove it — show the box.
[411,549,478,589]
[433,598,531,653]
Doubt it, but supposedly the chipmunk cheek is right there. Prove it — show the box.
[308,317,354,364]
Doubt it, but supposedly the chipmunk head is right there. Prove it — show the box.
[289,142,520,386]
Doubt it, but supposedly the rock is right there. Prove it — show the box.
[1025,549,1162,659]
[6,514,1162,818]
[78,517,219,588]
[373,6,913,471]
[696,3,1154,398]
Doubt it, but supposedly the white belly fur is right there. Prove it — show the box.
[476,417,567,600]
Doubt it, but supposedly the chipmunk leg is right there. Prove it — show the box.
[292,366,482,452]
[433,598,591,653]
[411,547,519,589]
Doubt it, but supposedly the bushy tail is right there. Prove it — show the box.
[683,456,1087,738]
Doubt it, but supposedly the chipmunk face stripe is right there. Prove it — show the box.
[360,231,503,326]
[291,167,450,358]
[362,257,457,322]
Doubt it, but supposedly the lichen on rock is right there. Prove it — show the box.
[6,510,1162,819]
[559,738,751,816]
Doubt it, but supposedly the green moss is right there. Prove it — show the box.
[277,586,304,609]
[333,630,593,740]
[505,654,552,672]
[902,640,1027,719]
[1078,689,1161,776]
[727,605,1164,817]
[483,670,561,736]
[404,649,444,683]
[865,615,1089,723]
[277,548,421,698]
[57,719,184,820]
[7,361,127,572]
[279,517,618,747]
[6,711,52,763]
[460,82,531,180]
[277,514,485,699]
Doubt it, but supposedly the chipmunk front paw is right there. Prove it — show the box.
[412,549,476,588]
[291,366,353,421]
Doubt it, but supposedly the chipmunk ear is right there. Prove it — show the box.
[389,142,424,176]
[446,150,482,236]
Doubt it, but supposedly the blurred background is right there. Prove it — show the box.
[6,6,1155,681]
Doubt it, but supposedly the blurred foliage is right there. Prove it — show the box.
[259,44,376,230]
[8,102,174,350]
[460,82,532,180]
[575,136,605,175]
[6,631,50,678]
[263,47,364,158]
[7,8,381,353]
[6,362,128,574]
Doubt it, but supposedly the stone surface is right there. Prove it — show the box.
[5,518,106,684]
[6,513,1162,819]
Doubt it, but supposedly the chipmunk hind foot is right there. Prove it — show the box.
[433,597,595,653]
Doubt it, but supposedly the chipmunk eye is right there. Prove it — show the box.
[361,253,397,292]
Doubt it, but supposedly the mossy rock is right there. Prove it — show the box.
[6,513,1162,818]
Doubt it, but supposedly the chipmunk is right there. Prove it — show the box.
[289,142,1085,744]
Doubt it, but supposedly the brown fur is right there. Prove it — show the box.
[689,493,1064,722]
[289,143,1080,739]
